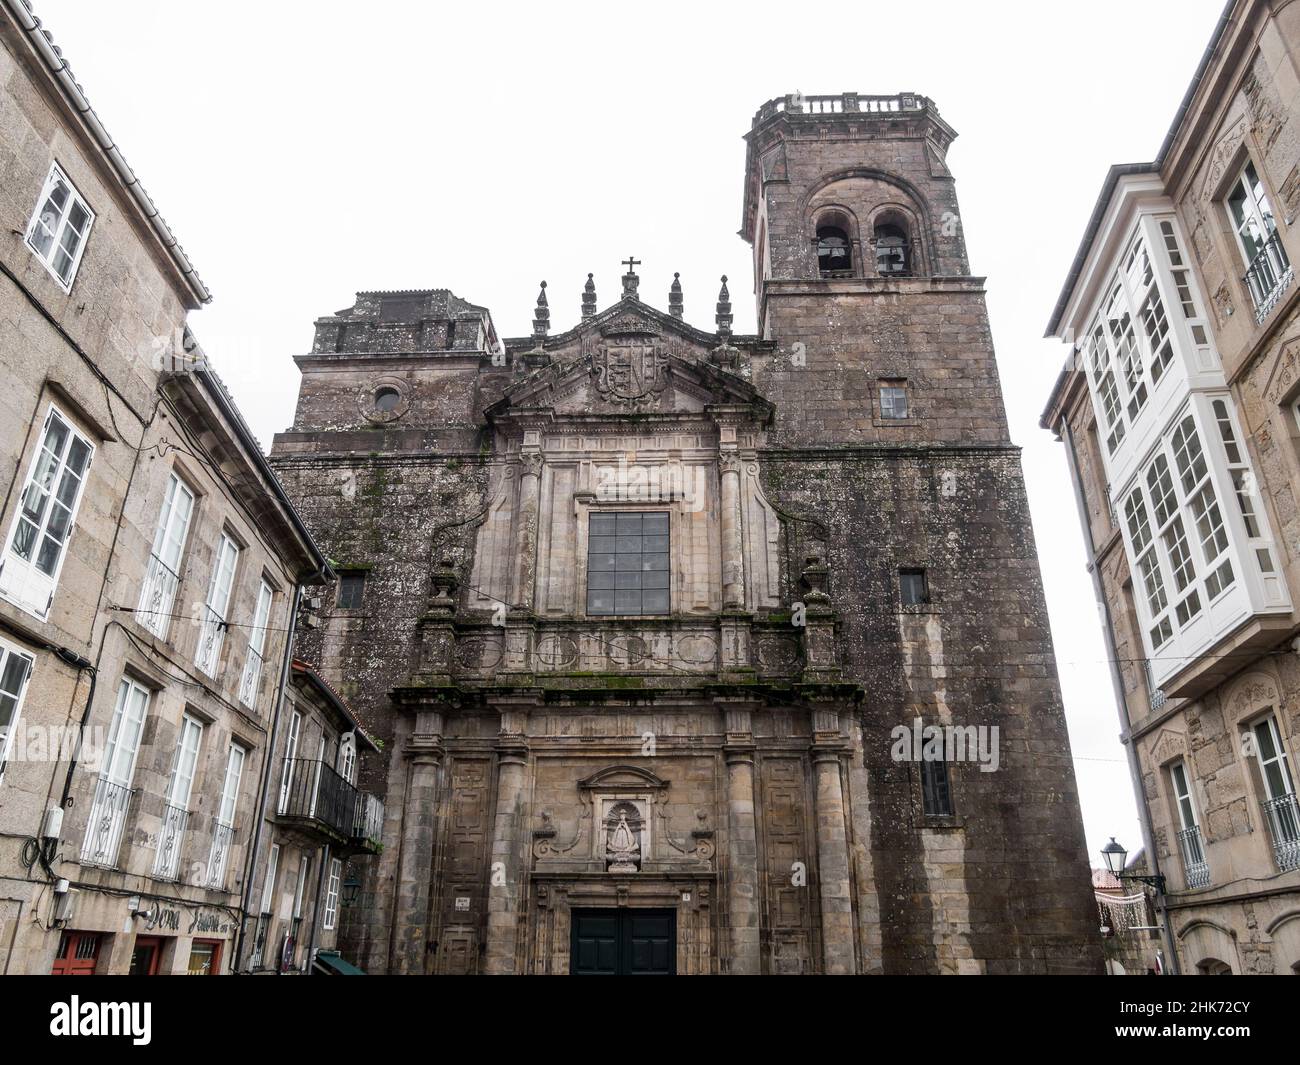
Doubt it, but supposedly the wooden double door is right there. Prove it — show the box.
[570,909,675,975]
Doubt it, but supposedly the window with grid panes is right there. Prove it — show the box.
[1211,397,1278,581]
[26,164,94,290]
[1171,414,1234,603]
[1123,487,1172,648]
[586,512,669,616]
[1086,321,1126,454]
[1106,282,1147,421]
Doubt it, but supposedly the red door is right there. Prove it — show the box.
[51,931,101,975]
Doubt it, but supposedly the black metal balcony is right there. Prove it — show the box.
[275,757,383,854]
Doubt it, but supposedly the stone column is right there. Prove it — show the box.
[721,699,761,974]
[718,451,745,610]
[393,708,444,974]
[484,704,531,974]
[511,447,543,612]
[811,703,856,975]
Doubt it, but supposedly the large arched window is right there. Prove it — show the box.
[875,222,911,276]
[816,226,852,277]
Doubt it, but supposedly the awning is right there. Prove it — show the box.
[313,951,366,975]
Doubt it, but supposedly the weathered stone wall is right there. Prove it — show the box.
[270,93,1102,975]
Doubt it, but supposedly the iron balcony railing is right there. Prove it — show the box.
[205,820,235,890]
[1143,660,1167,713]
[250,911,273,970]
[79,776,133,868]
[277,757,384,849]
[1243,229,1293,323]
[239,645,264,708]
[152,800,188,880]
[1176,826,1211,889]
[194,605,227,676]
[136,552,179,637]
[1261,793,1300,872]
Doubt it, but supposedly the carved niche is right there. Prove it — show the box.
[531,764,714,873]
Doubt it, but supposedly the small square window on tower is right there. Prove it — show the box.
[899,567,929,606]
[336,571,366,609]
[880,381,910,420]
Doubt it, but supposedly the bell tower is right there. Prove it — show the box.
[741,93,1005,448]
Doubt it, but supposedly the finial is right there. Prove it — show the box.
[715,274,732,337]
[621,255,641,301]
[669,272,683,319]
[582,273,597,320]
[532,280,549,341]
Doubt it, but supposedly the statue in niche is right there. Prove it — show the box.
[604,801,643,872]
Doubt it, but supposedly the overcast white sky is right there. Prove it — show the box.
[36,0,1231,865]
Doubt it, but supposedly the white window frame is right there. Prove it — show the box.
[238,581,274,708]
[1170,759,1210,887]
[277,710,302,814]
[195,533,240,677]
[0,638,36,780]
[1170,761,1201,832]
[337,733,357,785]
[0,405,94,620]
[206,742,245,889]
[261,843,281,914]
[1255,715,1296,803]
[153,714,203,879]
[137,473,195,638]
[79,677,149,866]
[25,162,95,291]
[323,858,342,931]
[293,854,311,920]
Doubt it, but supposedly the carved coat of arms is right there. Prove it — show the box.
[593,340,669,406]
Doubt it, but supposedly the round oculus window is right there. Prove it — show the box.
[374,387,401,413]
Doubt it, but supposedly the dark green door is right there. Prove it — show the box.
[571,909,675,975]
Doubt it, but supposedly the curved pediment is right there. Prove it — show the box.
[578,764,670,793]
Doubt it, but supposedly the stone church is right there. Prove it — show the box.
[270,92,1103,974]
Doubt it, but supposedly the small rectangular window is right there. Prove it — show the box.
[921,758,954,817]
[323,858,342,931]
[880,382,909,420]
[337,572,366,609]
[899,568,929,606]
[587,511,670,616]
[26,163,95,290]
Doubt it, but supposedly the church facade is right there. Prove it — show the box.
[270,92,1102,974]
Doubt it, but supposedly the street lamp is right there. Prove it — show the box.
[342,873,361,907]
[1100,837,1166,892]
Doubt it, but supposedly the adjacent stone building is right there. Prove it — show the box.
[0,0,334,974]
[241,658,383,974]
[273,91,1102,974]
[1043,0,1300,975]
